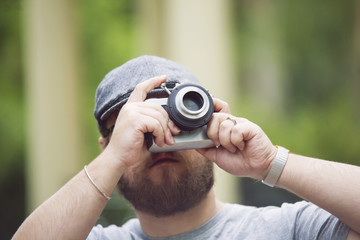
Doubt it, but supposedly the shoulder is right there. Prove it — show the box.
[277,201,350,239]
[222,201,349,239]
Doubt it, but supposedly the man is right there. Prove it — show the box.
[13,55,360,239]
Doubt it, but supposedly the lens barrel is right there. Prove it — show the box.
[167,84,214,131]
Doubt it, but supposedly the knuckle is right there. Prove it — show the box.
[222,101,229,108]
[220,120,232,130]
[207,129,217,140]
[120,104,132,115]
[155,110,168,123]
[154,120,164,131]
[232,125,241,135]
[134,82,145,90]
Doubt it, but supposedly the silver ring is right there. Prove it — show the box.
[226,117,237,125]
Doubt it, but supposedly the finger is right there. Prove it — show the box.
[196,148,217,163]
[213,98,231,113]
[141,116,167,147]
[207,112,233,146]
[231,120,259,151]
[206,114,222,146]
[168,120,181,136]
[219,119,237,153]
[135,103,175,145]
[128,75,167,103]
[119,102,173,146]
[231,124,245,151]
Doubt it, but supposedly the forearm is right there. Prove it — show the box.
[277,153,360,234]
[12,151,126,240]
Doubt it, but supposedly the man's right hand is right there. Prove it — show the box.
[103,75,180,169]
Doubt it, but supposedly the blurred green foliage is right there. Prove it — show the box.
[78,0,138,161]
[0,0,24,178]
[78,0,138,228]
[0,0,25,238]
[0,0,359,238]
[233,0,360,165]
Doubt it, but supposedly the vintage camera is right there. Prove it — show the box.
[145,83,215,152]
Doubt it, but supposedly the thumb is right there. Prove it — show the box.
[196,148,217,162]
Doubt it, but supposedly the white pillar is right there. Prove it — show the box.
[23,0,83,212]
[137,0,239,203]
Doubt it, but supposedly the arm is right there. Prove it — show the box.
[12,152,126,240]
[198,109,360,237]
[278,154,360,237]
[12,76,178,240]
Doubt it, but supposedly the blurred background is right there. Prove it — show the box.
[1,0,359,238]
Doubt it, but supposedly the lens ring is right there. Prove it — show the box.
[175,86,210,120]
[167,84,214,131]
[182,91,204,113]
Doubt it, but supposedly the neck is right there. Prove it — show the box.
[135,188,224,238]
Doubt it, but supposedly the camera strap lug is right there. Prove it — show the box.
[161,83,172,96]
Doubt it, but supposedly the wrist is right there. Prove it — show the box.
[262,146,289,187]
[85,151,128,201]
[258,145,278,180]
[100,147,129,174]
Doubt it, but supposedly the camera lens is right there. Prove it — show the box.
[167,84,214,131]
[183,92,204,112]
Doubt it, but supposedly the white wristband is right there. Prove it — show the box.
[262,146,289,187]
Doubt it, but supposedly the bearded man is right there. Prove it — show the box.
[13,56,360,239]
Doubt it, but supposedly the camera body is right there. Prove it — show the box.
[145,83,215,152]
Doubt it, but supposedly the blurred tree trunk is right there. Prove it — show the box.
[242,0,285,111]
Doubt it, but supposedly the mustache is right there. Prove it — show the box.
[146,151,186,168]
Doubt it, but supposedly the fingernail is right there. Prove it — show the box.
[173,125,181,133]
[167,135,175,145]
[169,121,181,133]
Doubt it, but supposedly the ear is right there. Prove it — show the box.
[98,136,107,151]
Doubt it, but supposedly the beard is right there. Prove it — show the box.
[117,156,214,217]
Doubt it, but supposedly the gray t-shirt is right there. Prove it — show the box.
[87,201,349,239]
